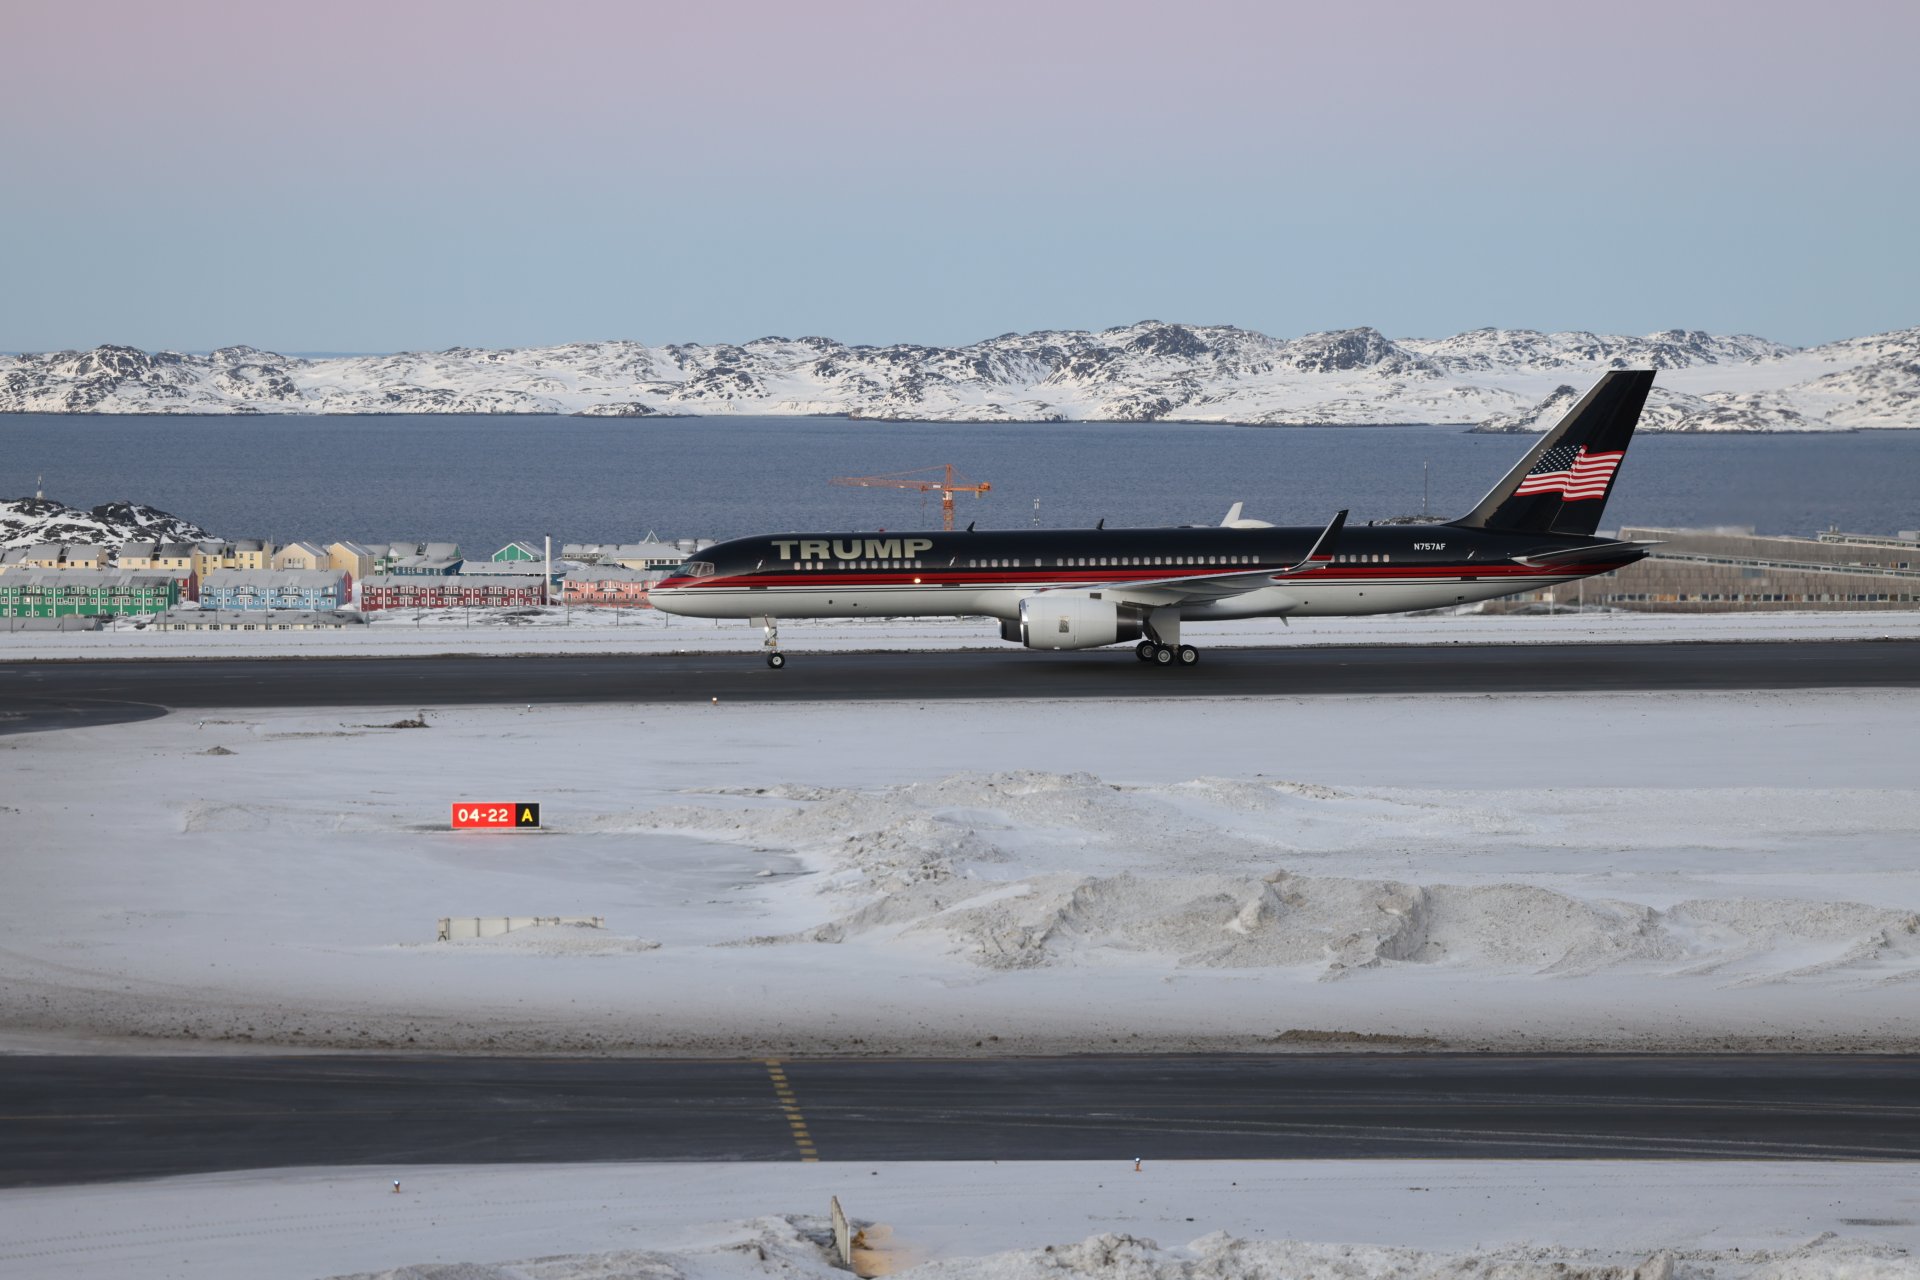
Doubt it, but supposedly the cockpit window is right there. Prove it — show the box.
[674,560,716,578]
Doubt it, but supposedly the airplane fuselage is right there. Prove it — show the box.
[649,523,1637,623]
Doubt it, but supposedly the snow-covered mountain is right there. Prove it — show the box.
[2,322,1915,431]
[0,497,213,551]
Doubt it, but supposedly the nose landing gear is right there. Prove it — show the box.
[760,616,786,669]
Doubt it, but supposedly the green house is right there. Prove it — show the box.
[0,570,182,618]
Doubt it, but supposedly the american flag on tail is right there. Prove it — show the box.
[1512,444,1625,501]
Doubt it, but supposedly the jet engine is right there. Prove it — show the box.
[1013,594,1145,651]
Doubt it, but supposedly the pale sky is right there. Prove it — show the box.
[3,0,1914,352]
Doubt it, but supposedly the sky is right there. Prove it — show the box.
[3,0,1915,353]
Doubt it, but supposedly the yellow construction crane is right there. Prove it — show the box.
[829,464,991,532]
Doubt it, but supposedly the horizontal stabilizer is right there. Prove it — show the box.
[1511,539,1661,568]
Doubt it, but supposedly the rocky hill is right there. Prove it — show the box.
[0,497,214,551]
[2,322,1914,431]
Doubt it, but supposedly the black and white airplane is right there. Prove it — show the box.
[651,370,1657,668]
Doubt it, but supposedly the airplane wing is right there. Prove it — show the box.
[1035,510,1347,608]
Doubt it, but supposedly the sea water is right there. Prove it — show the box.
[3,414,1914,551]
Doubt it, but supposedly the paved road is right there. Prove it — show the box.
[3,641,1918,729]
[3,1054,1915,1186]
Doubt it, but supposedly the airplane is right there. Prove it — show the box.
[650,369,1658,668]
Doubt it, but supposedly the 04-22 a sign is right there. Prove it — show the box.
[451,803,541,830]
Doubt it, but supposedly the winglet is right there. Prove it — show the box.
[1292,509,1347,572]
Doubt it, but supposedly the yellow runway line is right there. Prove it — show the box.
[764,1059,819,1162]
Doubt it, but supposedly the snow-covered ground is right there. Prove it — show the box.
[4,605,1919,660]
[2,1159,1914,1280]
[4,689,1917,1055]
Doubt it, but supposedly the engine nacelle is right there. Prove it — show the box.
[1015,594,1145,651]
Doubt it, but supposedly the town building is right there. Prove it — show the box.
[116,542,159,569]
[152,543,198,574]
[271,541,331,572]
[358,575,546,610]
[231,539,274,571]
[327,541,376,581]
[492,541,545,563]
[199,569,352,611]
[376,540,463,575]
[1,615,104,632]
[149,608,367,631]
[562,566,658,606]
[22,544,67,569]
[563,537,708,567]
[0,569,182,618]
[63,545,108,570]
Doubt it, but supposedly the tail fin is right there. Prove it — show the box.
[1452,370,1654,537]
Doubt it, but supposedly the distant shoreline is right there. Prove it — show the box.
[0,410,1890,434]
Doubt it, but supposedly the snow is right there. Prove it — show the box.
[3,604,1918,661]
[2,323,1914,430]
[4,688,1918,1055]
[0,497,212,551]
[0,1159,1913,1280]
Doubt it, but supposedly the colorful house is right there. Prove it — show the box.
[271,541,330,572]
[562,567,657,607]
[327,541,376,581]
[358,575,545,610]
[230,539,275,571]
[199,569,351,611]
[152,543,198,574]
[608,541,690,571]
[0,569,181,618]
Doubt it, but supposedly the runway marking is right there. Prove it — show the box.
[765,1059,819,1162]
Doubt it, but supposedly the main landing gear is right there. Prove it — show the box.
[1134,640,1199,668]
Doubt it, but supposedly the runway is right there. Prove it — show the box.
[4,639,1919,727]
[3,1054,1916,1187]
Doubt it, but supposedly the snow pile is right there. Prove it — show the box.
[3,322,1914,429]
[906,1230,1917,1280]
[630,770,1920,986]
[318,1222,1918,1280]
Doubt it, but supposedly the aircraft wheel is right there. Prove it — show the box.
[1178,645,1200,666]
[767,652,786,669]
[1135,640,1156,662]
[1151,644,1175,667]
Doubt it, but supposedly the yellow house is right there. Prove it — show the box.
[231,539,275,570]
[64,544,109,570]
[192,542,236,577]
[328,541,375,580]
[272,541,330,572]
[118,542,159,569]
[152,543,197,573]
[23,544,66,568]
